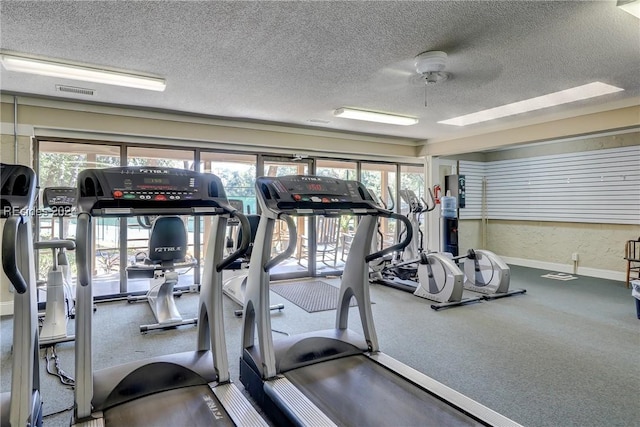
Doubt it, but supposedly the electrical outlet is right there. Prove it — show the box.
[572,252,579,261]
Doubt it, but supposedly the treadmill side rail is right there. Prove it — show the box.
[369,352,523,427]
[72,413,105,427]
[264,377,338,427]
[211,383,269,427]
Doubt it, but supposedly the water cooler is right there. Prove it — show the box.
[441,174,465,257]
[441,195,458,256]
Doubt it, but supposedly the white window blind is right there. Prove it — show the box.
[459,146,640,225]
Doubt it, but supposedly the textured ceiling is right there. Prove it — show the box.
[0,1,638,143]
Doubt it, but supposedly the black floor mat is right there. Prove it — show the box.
[270,280,368,313]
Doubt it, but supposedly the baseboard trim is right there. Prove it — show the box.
[0,301,14,316]
[500,256,626,283]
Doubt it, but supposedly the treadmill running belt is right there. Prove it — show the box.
[284,355,484,427]
[104,385,235,427]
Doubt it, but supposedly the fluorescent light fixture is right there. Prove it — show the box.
[438,82,624,126]
[617,0,640,18]
[334,108,418,126]
[0,54,166,91]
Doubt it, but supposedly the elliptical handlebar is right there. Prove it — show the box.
[386,185,395,211]
[420,187,437,213]
[365,212,413,263]
[136,215,154,229]
[1,216,28,294]
[264,214,297,272]
[217,211,252,272]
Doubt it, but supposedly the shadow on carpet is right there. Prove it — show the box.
[270,280,372,313]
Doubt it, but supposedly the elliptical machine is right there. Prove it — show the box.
[37,187,77,346]
[371,188,481,310]
[1,163,44,427]
[439,192,525,300]
[459,249,525,299]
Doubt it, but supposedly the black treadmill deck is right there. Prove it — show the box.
[283,355,484,427]
[103,385,235,427]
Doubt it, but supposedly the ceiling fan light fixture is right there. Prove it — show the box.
[0,53,166,91]
[415,51,448,75]
[438,82,624,126]
[333,108,418,126]
[617,0,640,18]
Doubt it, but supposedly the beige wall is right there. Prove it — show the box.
[487,220,640,277]
[458,219,483,254]
[1,98,421,160]
[457,216,640,280]
[423,104,640,157]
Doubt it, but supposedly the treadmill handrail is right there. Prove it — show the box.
[217,211,252,272]
[2,215,27,294]
[76,212,91,288]
[264,215,297,272]
[365,212,412,263]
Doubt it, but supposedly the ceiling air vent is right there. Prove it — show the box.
[55,85,95,96]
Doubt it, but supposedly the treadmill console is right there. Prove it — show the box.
[43,187,76,208]
[42,187,77,216]
[256,175,379,215]
[1,163,37,217]
[77,167,229,215]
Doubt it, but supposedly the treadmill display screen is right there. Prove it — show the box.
[305,182,325,192]
[143,177,171,185]
[118,175,197,193]
[276,176,350,197]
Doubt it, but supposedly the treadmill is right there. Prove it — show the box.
[240,175,522,427]
[72,167,267,427]
[1,163,43,427]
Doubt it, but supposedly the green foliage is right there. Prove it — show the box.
[96,250,120,274]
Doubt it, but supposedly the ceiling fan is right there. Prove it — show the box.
[372,48,502,105]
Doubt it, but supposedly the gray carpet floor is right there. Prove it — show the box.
[1,265,638,427]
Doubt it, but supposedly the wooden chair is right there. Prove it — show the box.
[625,237,640,288]
[298,216,341,266]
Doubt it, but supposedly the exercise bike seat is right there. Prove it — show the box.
[127,216,194,278]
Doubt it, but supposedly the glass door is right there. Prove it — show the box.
[261,157,312,280]
[316,159,357,275]
[36,140,122,301]
[361,163,398,252]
